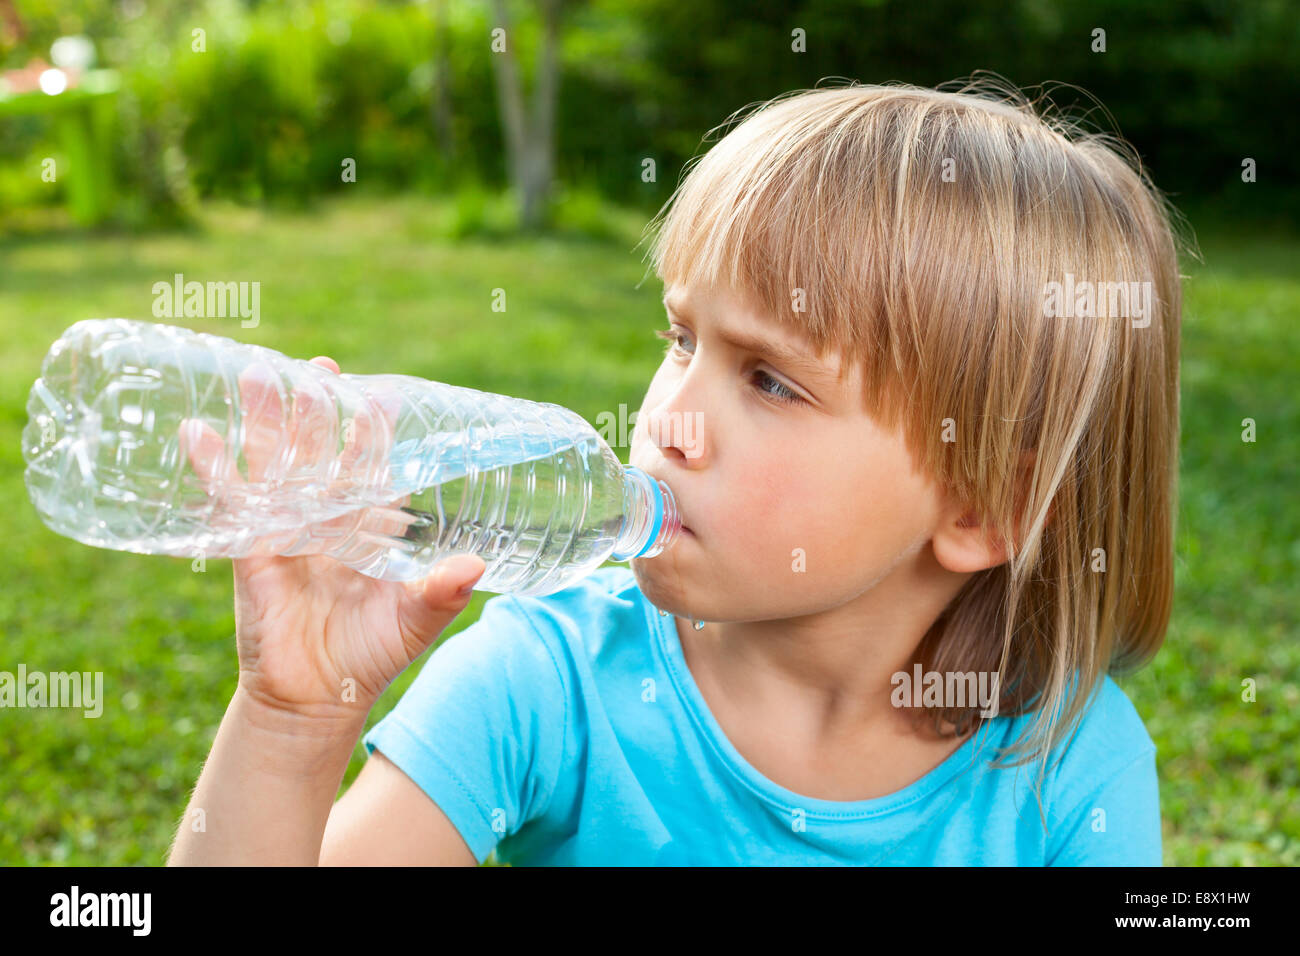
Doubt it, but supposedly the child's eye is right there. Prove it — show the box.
[752,370,803,405]
[653,326,690,355]
[652,326,805,406]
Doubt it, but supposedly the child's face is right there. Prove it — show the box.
[629,280,954,623]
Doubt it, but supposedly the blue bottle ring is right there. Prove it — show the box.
[626,465,664,559]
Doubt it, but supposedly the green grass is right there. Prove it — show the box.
[0,193,1295,865]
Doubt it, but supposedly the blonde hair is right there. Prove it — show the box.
[641,77,1186,828]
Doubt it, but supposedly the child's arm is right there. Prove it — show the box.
[167,686,368,865]
[166,354,486,866]
[319,749,477,866]
[167,691,476,866]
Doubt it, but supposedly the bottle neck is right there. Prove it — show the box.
[611,466,681,560]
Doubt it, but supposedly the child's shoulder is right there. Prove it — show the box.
[1006,672,1157,795]
[490,564,649,655]
[1065,673,1155,756]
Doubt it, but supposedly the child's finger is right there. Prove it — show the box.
[305,356,388,506]
[287,365,336,474]
[356,494,419,539]
[394,553,487,657]
[339,384,402,479]
[179,417,244,494]
[236,360,287,484]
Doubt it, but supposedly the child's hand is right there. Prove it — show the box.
[181,355,486,718]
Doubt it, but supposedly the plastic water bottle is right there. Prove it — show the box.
[21,319,680,595]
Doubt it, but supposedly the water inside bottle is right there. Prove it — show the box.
[336,428,630,592]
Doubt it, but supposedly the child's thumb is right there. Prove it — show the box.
[397,554,487,653]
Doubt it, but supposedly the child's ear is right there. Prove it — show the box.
[931,452,1047,575]
[932,506,1013,574]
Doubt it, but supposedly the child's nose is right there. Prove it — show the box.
[645,405,707,465]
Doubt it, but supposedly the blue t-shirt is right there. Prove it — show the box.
[361,566,1161,865]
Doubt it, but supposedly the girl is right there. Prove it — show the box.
[169,79,1180,866]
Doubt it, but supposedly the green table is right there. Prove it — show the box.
[0,69,120,226]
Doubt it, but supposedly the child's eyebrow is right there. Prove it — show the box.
[662,293,839,386]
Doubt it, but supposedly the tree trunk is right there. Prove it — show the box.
[431,0,456,165]
[489,0,563,231]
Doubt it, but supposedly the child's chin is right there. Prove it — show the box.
[630,560,688,611]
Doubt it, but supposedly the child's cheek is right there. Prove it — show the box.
[726,459,818,557]
[777,453,919,568]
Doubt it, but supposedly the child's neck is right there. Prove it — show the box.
[674,607,977,802]
[676,550,973,746]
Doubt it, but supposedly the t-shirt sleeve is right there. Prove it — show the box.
[1045,745,1161,865]
[360,593,569,865]
[1042,677,1162,866]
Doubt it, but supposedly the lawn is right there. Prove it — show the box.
[0,194,1295,865]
